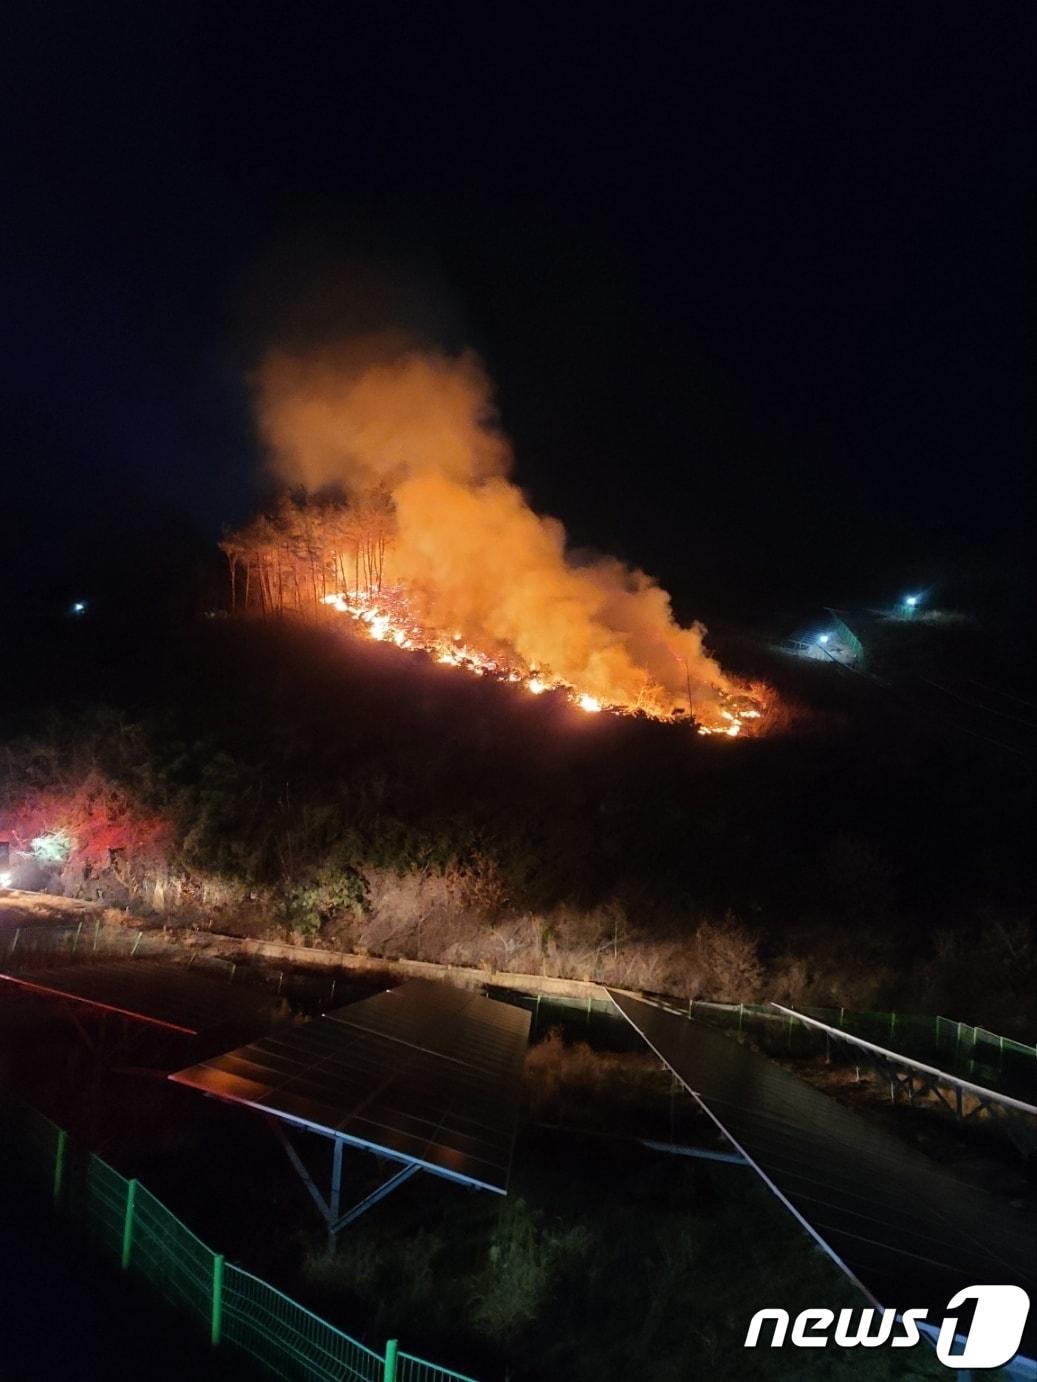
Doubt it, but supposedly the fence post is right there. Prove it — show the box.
[383,1339,399,1382]
[122,1179,138,1269]
[131,931,144,957]
[53,1127,67,1204]
[211,1254,225,1346]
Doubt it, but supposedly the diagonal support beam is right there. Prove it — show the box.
[640,1139,748,1165]
[266,1118,331,1222]
[331,1162,420,1233]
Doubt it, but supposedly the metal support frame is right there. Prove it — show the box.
[331,1162,420,1233]
[266,1117,423,1242]
[770,1004,1037,1158]
[640,1138,748,1165]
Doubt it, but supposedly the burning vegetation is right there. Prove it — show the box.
[221,338,765,736]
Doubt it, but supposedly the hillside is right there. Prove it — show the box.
[1,613,1033,1033]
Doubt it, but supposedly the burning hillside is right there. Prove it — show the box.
[223,336,767,736]
[319,586,763,734]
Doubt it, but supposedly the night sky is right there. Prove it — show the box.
[4,6,1030,626]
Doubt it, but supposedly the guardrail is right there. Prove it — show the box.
[2,1099,479,1382]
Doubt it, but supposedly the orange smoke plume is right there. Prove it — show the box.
[255,337,733,717]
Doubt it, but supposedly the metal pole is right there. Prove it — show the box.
[329,1139,344,1250]
[9,928,19,955]
[383,1339,399,1382]
[122,1179,138,1269]
[211,1254,225,1346]
[53,1128,67,1204]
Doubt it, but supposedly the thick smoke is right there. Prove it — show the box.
[256,337,730,712]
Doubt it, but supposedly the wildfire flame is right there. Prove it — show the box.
[320,589,764,734]
[235,335,771,737]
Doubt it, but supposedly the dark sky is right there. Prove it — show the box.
[3,5,1030,624]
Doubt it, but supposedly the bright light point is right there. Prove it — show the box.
[527,678,547,695]
[30,830,73,864]
[577,694,602,713]
[726,723,741,736]
[904,594,918,607]
[70,600,87,615]
[0,871,11,888]
[818,633,830,645]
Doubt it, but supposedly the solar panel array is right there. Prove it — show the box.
[608,989,1037,1354]
[0,960,274,1035]
[170,979,531,1193]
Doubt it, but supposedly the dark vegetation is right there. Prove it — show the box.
[2,609,1034,1034]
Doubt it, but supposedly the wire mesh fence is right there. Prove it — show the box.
[222,1266,384,1382]
[131,1180,217,1326]
[2,918,159,965]
[65,1151,128,1257]
[0,919,370,1016]
[684,999,1035,1101]
[397,1353,484,1382]
[0,1099,480,1382]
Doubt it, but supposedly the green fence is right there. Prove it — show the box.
[3,1101,479,1382]
[685,999,1035,1102]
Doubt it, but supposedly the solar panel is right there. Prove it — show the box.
[170,979,531,1193]
[326,978,530,1081]
[608,990,1037,1354]
[0,960,274,1035]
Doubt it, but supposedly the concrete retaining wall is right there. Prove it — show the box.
[188,929,613,1006]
